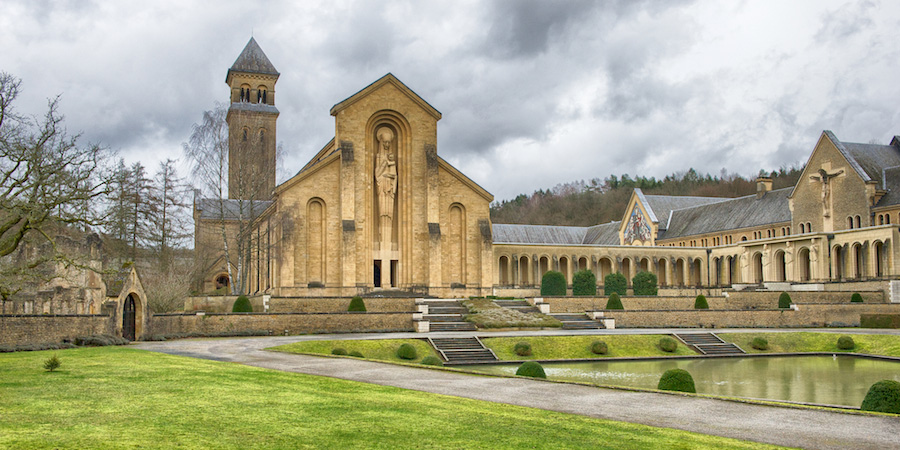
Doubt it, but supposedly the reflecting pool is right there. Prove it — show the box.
[464,356,900,407]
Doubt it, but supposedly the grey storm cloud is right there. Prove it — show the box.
[2,0,899,202]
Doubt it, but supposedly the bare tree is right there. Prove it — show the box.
[146,158,190,273]
[0,72,112,299]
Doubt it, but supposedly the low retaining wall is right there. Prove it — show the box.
[725,290,886,305]
[598,304,900,328]
[149,312,414,336]
[0,314,114,346]
[267,297,416,313]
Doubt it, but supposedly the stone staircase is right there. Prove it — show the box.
[422,299,476,332]
[550,313,604,330]
[674,333,745,355]
[429,337,498,365]
[493,299,540,313]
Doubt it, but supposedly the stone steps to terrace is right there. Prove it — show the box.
[429,337,498,364]
[674,332,745,355]
[422,299,477,332]
[550,313,604,330]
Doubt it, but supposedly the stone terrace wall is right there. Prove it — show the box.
[149,312,414,336]
[599,304,900,328]
[267,297,416,313]
[726,290,886,305]
[0,314,114,346]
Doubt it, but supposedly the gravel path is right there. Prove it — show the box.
[135,331,900,450]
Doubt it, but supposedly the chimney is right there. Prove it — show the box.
[756,177,773,199]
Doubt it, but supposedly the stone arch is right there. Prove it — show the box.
[752,252,764,283]
[598,257,613,283]
[638,257,650,273]
[774,250,786,282]
[448,203,467,285]
[657,258,668,286]
[798,247,811,281]
[539,255,550,280]
[519,255,531,285]
[498,255,510,285]
[852,242,866,279]
[833,245,844,280]
[874,240,887,277]
[307,198,326,285]
[577,256,588,272]
[674,258,685,287]
[559,255,570,283]
[691,259,702,286]
[621,258,632,285]
[215,272,230,290]
[712,257,722,285]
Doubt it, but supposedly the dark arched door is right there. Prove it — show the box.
[123,295,136,341]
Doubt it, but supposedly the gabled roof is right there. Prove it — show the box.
[582,221,622,245]
[874,166,900,208]
[661,188,792,240]
[824,130,900,185]
[640,192,728,229]
[329,73,441,120]
[492,221,620,246]
[195,198,273,220]
[226,37,279,83]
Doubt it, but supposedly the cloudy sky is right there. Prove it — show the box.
[3,0,899,201]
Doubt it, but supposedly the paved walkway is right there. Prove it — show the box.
[135,330,900,450]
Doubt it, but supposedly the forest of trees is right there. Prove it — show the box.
[490,167,804,227]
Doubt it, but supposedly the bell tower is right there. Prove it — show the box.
[225,37,279,200]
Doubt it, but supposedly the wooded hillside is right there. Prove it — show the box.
[490,167,803,227]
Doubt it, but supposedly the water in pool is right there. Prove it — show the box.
[466,356,900,407]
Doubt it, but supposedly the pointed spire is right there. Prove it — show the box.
[226,37,279,83]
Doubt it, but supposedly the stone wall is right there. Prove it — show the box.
[149,312,414,336]
[267,297,416,313]
[725,290,886,305]
[599,303,900,328]
[0,314,115,346]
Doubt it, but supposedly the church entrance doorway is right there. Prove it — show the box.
[123,295,136,341]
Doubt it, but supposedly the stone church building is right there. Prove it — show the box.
[195,38,900,298]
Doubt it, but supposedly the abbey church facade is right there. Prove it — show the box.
[195,39,900,298]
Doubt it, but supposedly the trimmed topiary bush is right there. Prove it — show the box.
[632,271,658,296]
[232,295,252,313]
[591,341,608,355]
[837,336,855,350]
[397,343,418,360]
[331,348,348,356]
[605,292,624,310]
[860,380,900,413]
[778,292,792,309]
[540,271,567,296]
[514,341,532,356]
[658,337,678,353]
[658,368,696,393]
[851,293,864,303]
[43,354,61,372]
[604,272,627,296]
[421,355,443,366]
[348,350,364,358]
[751,337,769,350]
[348,296,367,312]
[694,294,709,309]
[515,361,546,378]
[572,269,597,296]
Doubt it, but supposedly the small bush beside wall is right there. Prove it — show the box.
[751,337,768,350]
[572,270,597,296]
[541,271,567,296]
[851,293,864,303]
[232,295,252,313]
[778,292,792,309]
[603,273,627,296]
[632,271,658,296]
[694,295,709,309]
[605,293,624,310]
[348,296,367,312]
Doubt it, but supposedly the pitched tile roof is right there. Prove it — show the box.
[660,188,792,240]
[226,37,279,82]
[641,193,729,229]
[492,221,621,246]
[827,130,900,184]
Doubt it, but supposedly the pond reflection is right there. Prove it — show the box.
[464,356,900,407]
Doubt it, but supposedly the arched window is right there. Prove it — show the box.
[258,85,268,105]
[259,129,266,143]
[887,215,892,225]
[242,128,249,142]
[855,215,861,228]
[848,217,854,229]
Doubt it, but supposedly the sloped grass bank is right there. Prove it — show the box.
[719,332,900,356]
[462,298,562,328]
[482,335,697,360]
[270,338,439,363]
[0,347,780,450]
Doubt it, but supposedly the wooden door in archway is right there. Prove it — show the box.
[123,295,136,341]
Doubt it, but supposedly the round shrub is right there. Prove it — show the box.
[348,350,364,358]
[851,293,864,303]
[515,361,546,378]
[837,336,855,350]
[513,341,532,357]
[860,380,900,413]
[572,269,597,296]
[331,348,348,356]
[590,341,608,355]
[348,296,367,312]
[421,355,443,366]
[540,271,567,296]
[658,337,678,353]
[657,369,696,393]
[605,292,624,310]
[694,294,709,309]
[397,343,418,360]
[604,272,627,296]
[751,337,769,350]
[232,295,252,313]
[778,292,792,309]
[632,271,658,296]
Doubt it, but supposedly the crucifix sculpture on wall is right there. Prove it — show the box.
[809,167,844,218]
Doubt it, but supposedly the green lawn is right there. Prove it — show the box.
[719,332,900,356]
[0,347,782,449]
[482,335,697,360]
[269,338,440,363]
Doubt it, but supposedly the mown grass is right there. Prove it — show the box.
[482,335,697,360]
[0,347,782,449]
[269,338,440,363]
[462,298,562,328]
[719,332,900,356]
